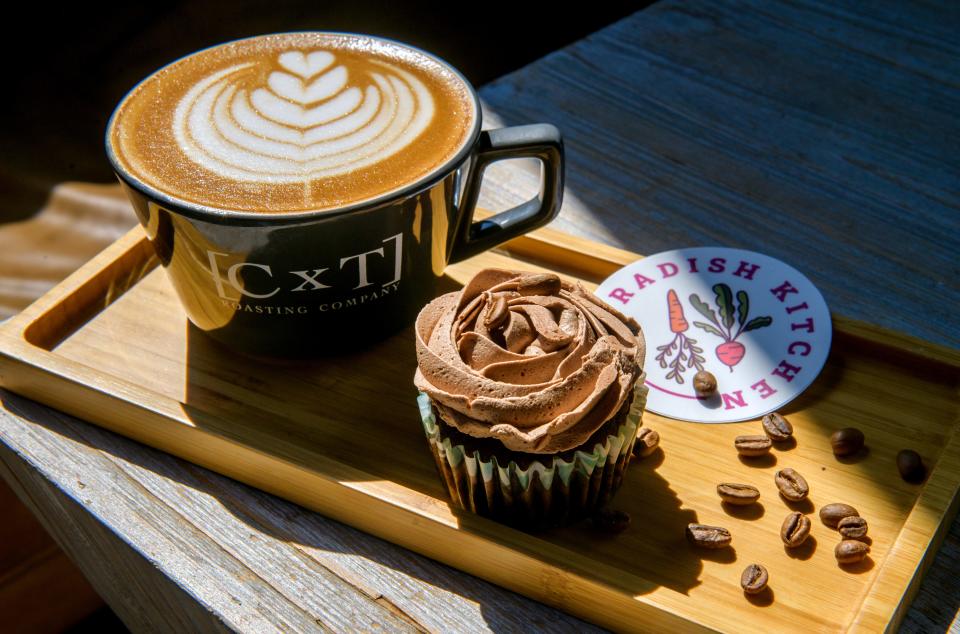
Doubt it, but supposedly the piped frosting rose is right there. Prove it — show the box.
[414,268,645,454]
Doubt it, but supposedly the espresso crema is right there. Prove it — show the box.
[108,33,478,213]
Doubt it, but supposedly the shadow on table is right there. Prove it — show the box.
[4,158,956,629]
[1,261,709,633]
[2,383,705,633]
[172,295,960,630]
[5,251,959,631]
[175,294,706,603]
[167,240,960,597]
[11,230,956,629]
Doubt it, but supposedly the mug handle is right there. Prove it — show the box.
[449,123,564,263]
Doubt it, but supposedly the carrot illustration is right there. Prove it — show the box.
[690,284,772,372]
[667,289,688,333]
[655,289,705,384]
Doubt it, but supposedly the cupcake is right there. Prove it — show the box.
[414,268,647,529]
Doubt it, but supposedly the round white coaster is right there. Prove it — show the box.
[596,247,832,423]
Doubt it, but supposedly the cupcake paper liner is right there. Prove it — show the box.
[418,381,648,529]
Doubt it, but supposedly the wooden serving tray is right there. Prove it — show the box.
[1,224,958,633]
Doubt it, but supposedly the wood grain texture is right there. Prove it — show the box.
[0,0,958,630]
[0,183,136,319]
[0,427,236,634]
[0,188,598,633]
[0,223,957,632]
[0,391,596,634]
[475,0,960,351]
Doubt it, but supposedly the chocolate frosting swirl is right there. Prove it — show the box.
[414,268,645,453]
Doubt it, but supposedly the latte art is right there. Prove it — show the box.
[174,50,435,184]
[108,33,477,213]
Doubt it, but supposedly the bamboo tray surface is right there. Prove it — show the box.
[1,226,958,633]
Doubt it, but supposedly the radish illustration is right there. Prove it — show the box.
[654,289,706,384]
[716,341,746,368]
[690,284,772,372]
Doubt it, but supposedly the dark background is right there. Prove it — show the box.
[0,1,649,222]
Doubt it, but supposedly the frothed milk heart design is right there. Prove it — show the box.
[108,34,477,213]
[175,50,435,183]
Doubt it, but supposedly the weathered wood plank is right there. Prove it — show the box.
[0,390,597,633]
[0,431,233,633]
[898,510,960,632]
[477,0,960,350]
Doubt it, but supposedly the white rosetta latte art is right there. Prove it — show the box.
[173,50,436,183]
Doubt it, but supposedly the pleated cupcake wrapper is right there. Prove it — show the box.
[418,381,648,528]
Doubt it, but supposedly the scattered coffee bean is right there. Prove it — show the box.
[831,427,865,457]
[740,563,769,595]
[693,370,718,397]
[762,412,793,442]
[634,428,660,458]
[686,523,732,549]
[835,539,870,564]
[591,508,631,533]
[734,435,773,457]
[780,511,812,547]
[820,503,859,528]
[717,483,760,505]
[897,449,926,483]
[837,516,868,540]
[774,468,809,501]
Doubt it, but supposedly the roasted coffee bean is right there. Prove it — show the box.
[774,468,809,501]
[837,516,868,539]
[633,428,660,458]
[820,503,859,528]
[835,539,870,564]
[897,449,926,483]
[693,371,717,397]
[517,273,561,296]
[740,563,769,595]
[591,509,631,533]
[831,427,865,456]
[717,483,760,505]
[762,412,793,442]
[780,511,812,547]
[734,435,772,457]
[686,523,732,549]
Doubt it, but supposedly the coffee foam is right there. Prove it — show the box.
[109,33,477,213]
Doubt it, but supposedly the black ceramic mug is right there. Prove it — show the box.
[105,33,563,358]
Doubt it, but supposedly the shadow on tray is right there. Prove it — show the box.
[173,271,706,600]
